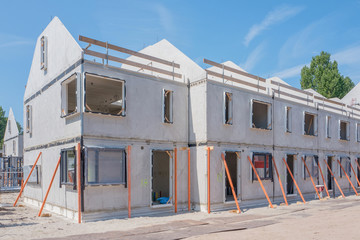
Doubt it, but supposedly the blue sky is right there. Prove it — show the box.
[1,0,360,125]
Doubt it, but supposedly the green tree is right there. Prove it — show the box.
[0,106,7,148]
[300,51,354,99]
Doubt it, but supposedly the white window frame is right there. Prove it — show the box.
[326,116,331,139]
[224,92,233,125]
[26,105,32,134]
[61,74,78,117]
[339,120,350,141]
[40,36,48,70]
[303,112,318,136]
[162,89,173,124]
[250,99,272,130]
[285,106,292,133]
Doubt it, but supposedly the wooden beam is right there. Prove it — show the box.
[301,157,321,200]
[204,58,266,82]
[247,156,273,208]
[324,159,345,198]
[174,148,178,213]
[127,145,131,218]
[283,157,306,203]
[271,157,288,206]
[314,95,345,107]
[337,159,358,196]
[84,49,182,79]
[77,143,82,224]
[206,69,266,91]
[318,160,330,198]
[349,162,360,188]
[79,35,180,68]
[273,89,314,103]
[271,80,313,96]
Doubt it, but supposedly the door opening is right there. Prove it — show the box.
[286,155,294,195]
[357,158,360,187]
[327,156,333,190]
[224,152,238,202]
[151,150,172,206]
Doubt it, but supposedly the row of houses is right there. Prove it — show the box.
[17,17,360,221]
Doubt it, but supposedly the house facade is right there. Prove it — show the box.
[23,17,360,221]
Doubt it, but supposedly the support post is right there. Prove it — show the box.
[318,160,330,198]
[188,148,191,211]
[174,147,177,213]
[38,156,61,217]
[350,162,360,187]
[324,159,345,198]
[271,157,288,205]
[247,156,273,208]
[301,157,321,199]
[207,147,213,213]
[283,158,306,203]
[127,145,131,218]
[337,159,358,196]
[77,143,82,224]
[14,152,42,207]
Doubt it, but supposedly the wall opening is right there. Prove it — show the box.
[339,157,350,178]
[163,90,173,123]
[326,116,331,138]
[286,155,294,195]
[357,158,360,187]
[60,148,76,186]
[61,74,77,116]
[285,106,292,133]
[225,152,238,202]
[327,156,333,190]
[304,112,317,136]
[339,121,349,141]
[303,155,319,184]
[151,150,172,205]
[85,73,125,116]
[252,100,271,130]
[357,124,360,142]
[252,153,272,181]
[224,92,233,125]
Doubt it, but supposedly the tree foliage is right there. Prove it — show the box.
[300,51,354,99]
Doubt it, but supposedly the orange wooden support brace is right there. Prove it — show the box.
[127,145,131,218]
[77,143,82,224]
[207,147,211,213]
[174,147,178,213]
[324,159,345,198]
[38,156,61,217]
[188,148,191,212]
[247,156,273,208]
[221,153,241,213]
[356,159,360,173]
[318,160,330,198]
[14,152,42,207]
[350,162,360,188]
[337,159,358,196]
[271,157,288,206]
[283,158,306,203]
[301,157,321,200]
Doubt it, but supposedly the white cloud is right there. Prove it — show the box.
[0,40,32,48]
[244,5,304,46]
[273,63,307,79]
[241,42,267,72]
[0,33,33,49]
[154,4,174,33]
[332,45,360,65]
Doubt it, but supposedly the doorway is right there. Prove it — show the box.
[151,150,172,206]
[286,155,295,195]
[224,152,239,202]
[327,156,333,190]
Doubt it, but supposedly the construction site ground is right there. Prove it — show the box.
[1,192,359,240]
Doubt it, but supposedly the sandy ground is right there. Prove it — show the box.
[1,192,360,240]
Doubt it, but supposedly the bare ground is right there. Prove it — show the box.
[1,192,360,240]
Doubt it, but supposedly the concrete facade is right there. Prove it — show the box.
[23,17,360,222]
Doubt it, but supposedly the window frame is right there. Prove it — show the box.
[224,92,233,125]
[339,157,351,178]
[285,106,292,133]
[339,120,350,141]
[84,147,127,186]
[303,112,318,136]
[60,147,77,187]
[302,155,318,180]
[162,89,173,124]
[61,74,78,117]
[26,105,32,134]
[250,99,272,130]
[84,73,126,117]
[252,152,273,181]
[40,36,47,70]
[326,116,331,139]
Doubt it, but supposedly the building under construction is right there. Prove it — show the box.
[21,17,360,222]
